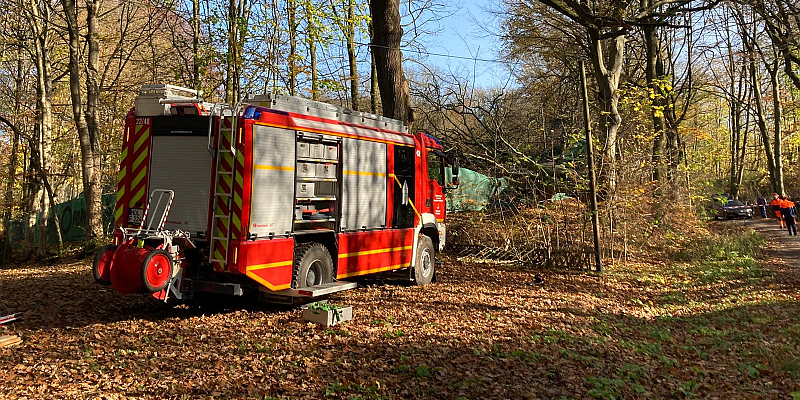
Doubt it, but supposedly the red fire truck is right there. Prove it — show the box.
[92,84,458,303]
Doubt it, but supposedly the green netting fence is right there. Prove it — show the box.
[3,194,116,243]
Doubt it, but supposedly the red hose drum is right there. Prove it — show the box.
[110,243,152,294]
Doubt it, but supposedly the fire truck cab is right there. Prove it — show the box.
[92,84,458,303]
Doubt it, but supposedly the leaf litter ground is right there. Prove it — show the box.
[1,218,799,399]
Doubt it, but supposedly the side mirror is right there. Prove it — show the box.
[451,157,460,188]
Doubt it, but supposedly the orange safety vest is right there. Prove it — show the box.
[771,199,782,217]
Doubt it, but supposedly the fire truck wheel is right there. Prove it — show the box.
[413,235,435,285]
[92,244,117,285]
[293,243,334,288]
[140,250,174,293]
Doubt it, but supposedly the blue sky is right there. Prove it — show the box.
[415,0,512,88]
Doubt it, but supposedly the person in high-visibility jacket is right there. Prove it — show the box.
[780,196,797,236]
[770,193,785,229]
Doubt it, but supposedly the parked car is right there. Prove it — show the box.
[714,199,754,219]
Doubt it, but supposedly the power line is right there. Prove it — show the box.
[354,41,511,64]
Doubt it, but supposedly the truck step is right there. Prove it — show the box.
[270,281,357,298]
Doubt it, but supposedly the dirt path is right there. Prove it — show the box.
[745,216,800,266]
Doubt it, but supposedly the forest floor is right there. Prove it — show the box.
[1,218,800,399]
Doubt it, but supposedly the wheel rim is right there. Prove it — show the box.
[306,259,323,287]
[145,253,171,289]
[97,248,115,280]
[420,249,432,278]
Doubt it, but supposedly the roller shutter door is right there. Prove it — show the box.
[341,138,387,230]
[249,125,296,236]
[148,136,212,234]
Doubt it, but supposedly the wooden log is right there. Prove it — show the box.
[0,335,22,348]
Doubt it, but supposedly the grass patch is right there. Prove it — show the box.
[670,229,768,285]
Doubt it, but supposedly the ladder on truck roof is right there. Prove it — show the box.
[209,106,237,271]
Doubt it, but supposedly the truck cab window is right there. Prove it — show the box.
[393,145,415,228]
[427,151,443,184]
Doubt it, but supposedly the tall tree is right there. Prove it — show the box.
[288,0,298,96]
[515,0,716,190]
[226,0,250,102]
[332,0,359,109]
[369,0,413,123]
[61,0,104,241]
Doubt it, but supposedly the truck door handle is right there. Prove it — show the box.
[426,199,431,207]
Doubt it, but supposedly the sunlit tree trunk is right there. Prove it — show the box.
[346,0,358,110]
[306,1,318,100]
[369,0,413,124]
[768,61,784,195]
[288,0,297,96]
[62,0,103,243]
[588,27,624,191]
[368,15,379,113]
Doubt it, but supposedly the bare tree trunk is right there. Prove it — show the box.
[0,112,20,262]
[769,60,784,195]
[369,0,413,124]
[367,10,379,113]
[288,0,297,96]
[306,2,318,100]
[588,27,625,191]
[62,0,103,243]
[643,22,667,185]
[750,58,778,193]
[346,0,358,110]
[226,0,248,103]
[30,0,63,253]
[85,0,104,241]
[193,0,200,92]
[3,59,23,222]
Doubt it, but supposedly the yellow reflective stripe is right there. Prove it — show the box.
[120,147,128,165]
[132,150,148,171]
[129,186,145,208]
[232,210,241,228]
[254,165,294,171]
[116,186,125,203]
[117,166,126,183]
[131,168,147,190]
[236,150,245,166]
[343,170,386,177]
[134,126,150,152]
[338,245,412,259]
[233,191,243,209]
[245,269,291,291]
[235,171,244,188]
[114,205,123,221]
[221,153,234,171]
[219,173,232,188]
[214,249,224,261]
[247,260,292,271]
[337,262,412,279]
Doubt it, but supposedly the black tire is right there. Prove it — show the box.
[292,243,334,289]
[92,244,117,284]
[140,250,174,293]
[413,235,435,286]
